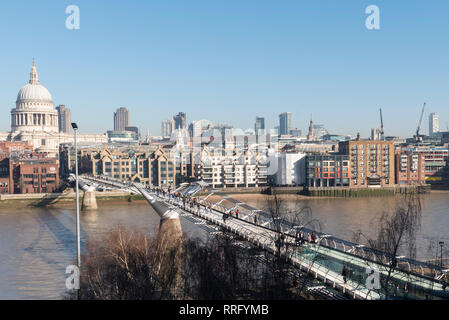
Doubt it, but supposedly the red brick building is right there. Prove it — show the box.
[0,141,59,194]
[395,150,426,185]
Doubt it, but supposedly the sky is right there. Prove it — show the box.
[0,0,448,138]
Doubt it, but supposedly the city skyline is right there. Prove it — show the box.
[0,1,448,137]
[1,1,448,303]
[2,57,446,139]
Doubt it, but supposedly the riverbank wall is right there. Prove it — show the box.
[204,185,431,198]
[304,185,430,197]
[0,191,145,208]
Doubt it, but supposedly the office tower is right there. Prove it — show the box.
[162,118,175,138]
[429,113,439,136]
[174,112,187,129]
[114,107,129,132]
[255,117,265,134]
[279,112,292,135]
[56,105,71,133]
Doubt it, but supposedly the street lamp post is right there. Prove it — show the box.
[439,241,444,268]
[71,122,80,299]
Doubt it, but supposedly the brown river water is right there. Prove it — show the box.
[0,193,448,299]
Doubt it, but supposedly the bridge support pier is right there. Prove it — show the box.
[158,217,183,250]
[82,190,98,211]
[155,212,183,299]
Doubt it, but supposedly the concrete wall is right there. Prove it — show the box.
[0,191,130,201]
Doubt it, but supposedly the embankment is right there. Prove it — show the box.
[0,191,146,208]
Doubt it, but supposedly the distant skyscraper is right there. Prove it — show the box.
[255,117,265,134]
[174,112,187,129]
[56,105,71,134]
[114,107,129,132]
[279,112,292,136]
[161,118,175,138]
[429,113,439,136]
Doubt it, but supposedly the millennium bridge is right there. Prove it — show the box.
[73,175,449,300]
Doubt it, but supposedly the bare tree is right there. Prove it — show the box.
[64,225,182,300]
[353,191,422,299]
[261,192,323,297]
[65,224,322,300]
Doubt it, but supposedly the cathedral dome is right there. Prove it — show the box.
[15,58,53,109]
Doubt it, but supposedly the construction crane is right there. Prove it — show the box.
[414,102,426,142]
[379,108,384,140]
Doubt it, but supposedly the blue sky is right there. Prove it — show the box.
[0,0,448,137]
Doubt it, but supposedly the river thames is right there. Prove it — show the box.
[0,192,447,299]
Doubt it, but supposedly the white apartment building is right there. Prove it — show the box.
[197,146,268,188]
[274,152,306,186]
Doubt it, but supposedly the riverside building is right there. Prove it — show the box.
[0,141,59,194]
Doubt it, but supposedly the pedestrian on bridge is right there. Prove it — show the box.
[342,266,347,284]
[311,232,317,244]
[197,202,201,213]
[235,209,239,218]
